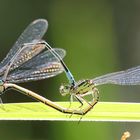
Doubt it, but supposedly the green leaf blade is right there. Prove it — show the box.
[0,102,140,122]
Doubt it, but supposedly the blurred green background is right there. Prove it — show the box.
[0,0,140,139]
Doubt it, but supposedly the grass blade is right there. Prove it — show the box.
[0,102,140,122]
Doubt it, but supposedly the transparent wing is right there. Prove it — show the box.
[92,66,140,86]
[18,48,66,68]
[5,48,66,83]
[0,19,48,72]
[1,42,47,79]
[6,62,64,83]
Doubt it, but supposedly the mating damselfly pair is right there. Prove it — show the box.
[0,19,140,115]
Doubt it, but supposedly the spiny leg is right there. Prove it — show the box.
[71,88,99,116]
[76,94,93,107]
[74,95,84,108]
[77,87,99,107]
[77,87,99,115]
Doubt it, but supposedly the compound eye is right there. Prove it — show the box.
[59,85,70,96]
[59,85,64,92]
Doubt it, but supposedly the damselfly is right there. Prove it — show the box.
[0,19,68,110]
[0,19,95,115]
[0,19,66,84]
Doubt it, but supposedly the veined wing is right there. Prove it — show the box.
[1,42,47,80]
[5,48,66,83]
[92,65,140,86]
[0,19,48,73]
[18,48,66,68]
[6,62,64,83]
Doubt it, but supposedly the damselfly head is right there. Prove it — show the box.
[59,84,71,96]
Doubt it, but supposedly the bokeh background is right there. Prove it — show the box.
[0,0,140,139]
